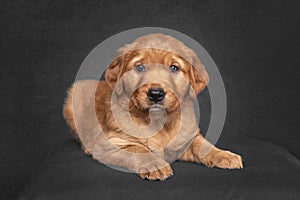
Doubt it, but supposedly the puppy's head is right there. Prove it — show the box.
[105,34,209,113]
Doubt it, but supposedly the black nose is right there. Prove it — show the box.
[147,88,165,103]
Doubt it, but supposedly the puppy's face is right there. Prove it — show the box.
[120,49,192,112]
[105,35,209,114]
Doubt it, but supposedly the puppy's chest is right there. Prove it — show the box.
[141,129,180,153]
[110,130,174,152]
[145,135,170,151]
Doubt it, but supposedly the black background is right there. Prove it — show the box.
[1,0,299,199]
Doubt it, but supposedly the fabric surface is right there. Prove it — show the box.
[19,139,300,200]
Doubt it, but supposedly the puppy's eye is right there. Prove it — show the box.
[169,65,179,73]
[135,65,145,72]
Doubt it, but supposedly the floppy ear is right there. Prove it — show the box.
[105,56,123,89]
[189,53,209,97]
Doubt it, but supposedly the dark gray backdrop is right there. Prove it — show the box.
[1,0,299,199]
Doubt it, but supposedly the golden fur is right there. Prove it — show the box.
[63,34,243,180]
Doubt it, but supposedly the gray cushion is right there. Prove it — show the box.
[19,139,300,200]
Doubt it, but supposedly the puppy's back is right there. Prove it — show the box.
[63,80,110,139]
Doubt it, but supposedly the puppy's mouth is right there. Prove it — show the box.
[149,104,165,112]
[148,104,166,122]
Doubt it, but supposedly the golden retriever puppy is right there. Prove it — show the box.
[63,34,243,180]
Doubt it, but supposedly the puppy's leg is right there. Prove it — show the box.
[179,134,243,169]
[89,136,173,181]
[124,146,173,181]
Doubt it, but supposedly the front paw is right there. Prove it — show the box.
[202,149,243,169]
[137,160,173,181]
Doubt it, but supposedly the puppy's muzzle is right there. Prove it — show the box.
[147,88,165,103]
